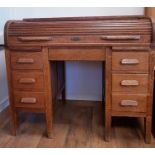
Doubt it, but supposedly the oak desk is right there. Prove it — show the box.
[4,16,154,143]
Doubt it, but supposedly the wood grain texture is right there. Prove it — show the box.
[12,71,44,91]
[112,93,147,113]
[145,7,155,140]
[111,48,153,143]
[5,48,18,136]
[42,48,53,138]
[49,47,105,61]
[105,48,112,141]
[10,52,44,70]
[4,16,154,144]
[112,52,149,72]
[112,74,148,93]
[5,16,151,48]
[13,91,45,109]
[0,101,155,148]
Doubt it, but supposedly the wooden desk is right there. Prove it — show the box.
[150,20,155,138]
[4,16,154,143]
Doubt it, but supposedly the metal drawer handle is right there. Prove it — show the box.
[19,78,36,84]
[121,80,139,86]
[120,100,138,107]
[17,58,34,64]
[18,36,52,42]
[70,36,81,41]
[21,97,37,104]
[121,59,139,65]
[100,35,141,40]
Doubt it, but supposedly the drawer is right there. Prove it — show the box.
[14,92,45,109]
[49,47,105,61]
[112,52,149,72]
[8,34,150,47]
[11,52,43,70]
[112,93,147,113]
[112,74,148,93]
[12,71,44,91]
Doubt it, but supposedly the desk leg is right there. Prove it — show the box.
[105,48,112,141]
[43,48,53,138]
[5,49,18,136]
[45,106,53,138]
[10,106,18,135]
[145,116,152,143]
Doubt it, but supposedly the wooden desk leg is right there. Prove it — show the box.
[105,110,111,141]
[43,48,53,138]
[145,116,152,144]
[45,106,53,138]
[10,106,18,135]
[62,61,66,104]
[5,49,18,136]
[104,48,112,141]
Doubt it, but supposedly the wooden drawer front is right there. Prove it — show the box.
[12,71,44,91]
[8,34,150,47]
[112,52,149,72]
[14,92,45,108]
[112,93,147,113]
[49,48,105,61]
[112,74,148,93]
[11,52,43,70]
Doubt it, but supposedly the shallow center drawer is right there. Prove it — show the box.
[112,74,148,93]
[48,48,106,61]
[112,52,149,72]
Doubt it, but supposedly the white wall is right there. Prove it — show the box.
[0,7,144,111]
[0,8,14,112]
[0,47,9,111]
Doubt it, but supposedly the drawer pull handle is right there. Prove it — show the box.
[19,78,36,84]
[100,35,141,40]
[17,58,34,64]
[70,36,81,41]
[18,36,52,42]
[21,97,37,104]
[121,80,139,86]
[120,100,138,107]
[121,59,139,65]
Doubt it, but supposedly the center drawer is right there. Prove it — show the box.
[112,74,148,93]
[112,52,149,72]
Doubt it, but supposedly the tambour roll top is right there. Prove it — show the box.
[5,16,152,48]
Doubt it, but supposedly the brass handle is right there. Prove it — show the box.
[100,35,141,40]
[19,78,36,84]
[21,97,37,104]
[120,100,138,107]
[70,36,81,41]
[17,58,34,64]
[18,36,52,42]
[121,59,139,65]
[121,80,139,86]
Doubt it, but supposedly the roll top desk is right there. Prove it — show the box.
[4,16,154,143]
